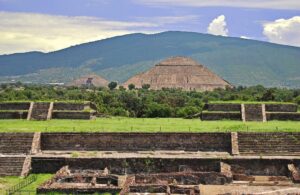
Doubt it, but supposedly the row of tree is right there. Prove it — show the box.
[0,83,300,118]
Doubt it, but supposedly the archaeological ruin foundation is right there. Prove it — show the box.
[0,102,95,120]
[201,103,300,121]
[1,132,300,194]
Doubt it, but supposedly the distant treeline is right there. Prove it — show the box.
[0,82,299,118]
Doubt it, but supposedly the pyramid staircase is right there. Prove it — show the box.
[243,104,265,122]
[29,102,53,120]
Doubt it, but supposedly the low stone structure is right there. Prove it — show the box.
[0,102,95,120]
[201,103,300,121]
[40,132,231,152]
[68,74,109,88]
[1,132,300,194]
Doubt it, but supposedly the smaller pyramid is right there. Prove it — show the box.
[68,74,109,87]
[123,56,232,91]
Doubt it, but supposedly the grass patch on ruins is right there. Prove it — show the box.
[0,174,115,194]
[0,118,299,132]
[0,174,52,194]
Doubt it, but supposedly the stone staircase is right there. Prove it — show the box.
[244,104,263,121]
[238,133,300,155]
[0,157,26,176]
[30,102,51,120]
[0,133,34,154]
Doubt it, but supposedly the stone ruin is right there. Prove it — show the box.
[1,132,300,194]
[201,103,300,121]
[123,56,232,91]
[37,165,232,194]
[67,74,109,88]
[0,102,96,120]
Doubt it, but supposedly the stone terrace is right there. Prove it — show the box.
[1,132,300,194]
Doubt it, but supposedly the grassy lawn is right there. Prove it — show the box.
[0,118,299,132]
[0,174,115,195]
[0,174,52,194]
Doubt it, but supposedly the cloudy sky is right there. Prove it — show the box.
[0,0,300,54]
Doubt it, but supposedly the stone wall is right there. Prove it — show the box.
[201,112,241,121]
[53,103,85,111]
[0,133,34,154]
[206,104,241,112]
[52,111,91,119]
[228,159,291,176]
[265,104,298,112]
[266,112,300,121]
[40,133,231,152]
[238,133,300,154]
[0,102,30,110]
[0,157,26,176]
[31,157,220,174]
[0,111,28,119]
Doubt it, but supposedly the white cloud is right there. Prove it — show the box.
[135,0,300,10]
[263,16,300,47]
[0,12,190,54]
[207,15,228,36]
[0,12,196,54]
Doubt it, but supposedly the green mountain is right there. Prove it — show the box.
[0,31,300,88]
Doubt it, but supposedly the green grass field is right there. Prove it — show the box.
[0,174,52,194]
[0,118,299,132]
[0,174,114,194]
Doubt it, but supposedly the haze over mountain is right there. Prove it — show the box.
[0,31,299,88]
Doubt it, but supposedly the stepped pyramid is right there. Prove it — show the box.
[68,74,109,88]
[123,56,232,91]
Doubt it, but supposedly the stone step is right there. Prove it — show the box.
[0,157,25,176]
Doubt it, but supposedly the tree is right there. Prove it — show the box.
[108,82,117,90]
[128,83,135,90]
[142,84,151,90]
[261,89,275,101]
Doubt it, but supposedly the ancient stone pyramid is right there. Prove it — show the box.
[123,56,232,91]
[68,74,109,87]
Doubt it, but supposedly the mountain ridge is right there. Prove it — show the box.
[0,31,300,88]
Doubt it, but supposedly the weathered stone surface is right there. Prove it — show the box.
[31,158,221,174]
[231,132,240,155]
[30,102,50,120]
[123,57,232,91]
[41,133,231,152]
[0,133,34,154]
[201,112,241,120]
[0,102,30,110]
[0,111,28,119]
[53,103,85,111]
[52,111,91,119]
[206,103,241,112]
[238,133,300,155]
[229,159,290,176]
[266,112,300,121]
[244,104,263,121]
[266,104,298,112]
[288,164,300,183]
[0,157,26,176]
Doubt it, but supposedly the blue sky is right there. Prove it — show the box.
[0,0,300,54]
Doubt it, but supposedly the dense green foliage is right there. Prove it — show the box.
[0,31,300,87]
[0,83,299,118]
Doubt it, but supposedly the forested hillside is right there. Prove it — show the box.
[0,31,300,88]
